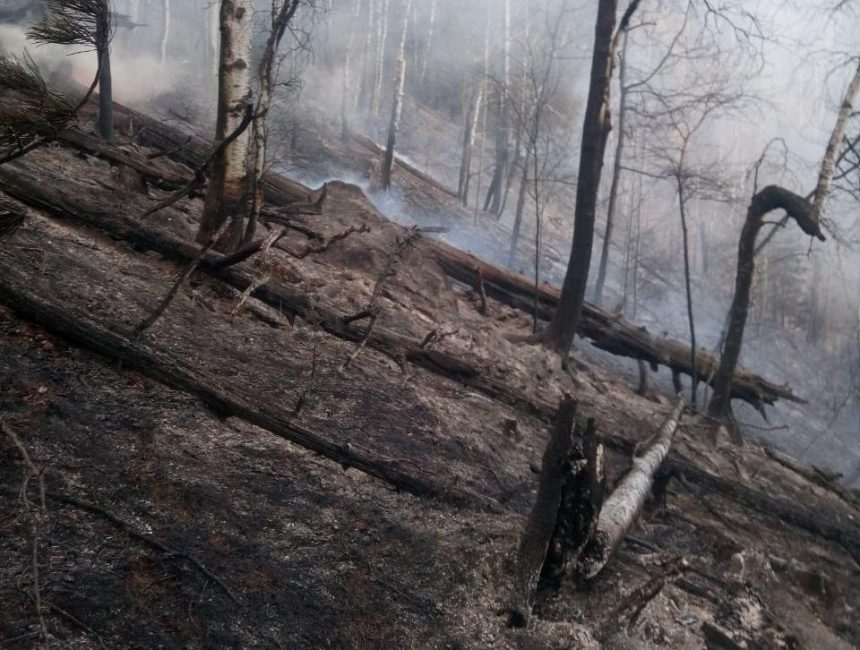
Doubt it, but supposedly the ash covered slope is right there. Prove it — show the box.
[0,106,858,648]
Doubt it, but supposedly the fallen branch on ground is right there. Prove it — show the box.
[578,397,685,580]
[600,556,687,634]
[340,226,419,371]
[43,490,236,603]
[0,266,495,511]
[1,420,49,642]
[132,220,230,335]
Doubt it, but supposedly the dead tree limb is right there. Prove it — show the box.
[57,128,188,189]
[340,227,419,369]
[140,103,254,219]
[507,395,577,628]
[421,237,803,411]
[0,266,495,511]
[600,556,687,634]
[761,446,859,509]
[37,490,237,603]
[1,420,49,642]
[578,397,685,580]
[132,220,230,335]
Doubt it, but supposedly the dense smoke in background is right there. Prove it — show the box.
[1,0,859,482]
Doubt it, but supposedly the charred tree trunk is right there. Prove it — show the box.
[708,187,825,418]
[578,397,684,580]
[507,140,532,268]
[483,0,511,218]
[507,396,577,627]
[676,176,698,408]
[540,0,640,362]
[197,0,254,252]
[381,55,405,190]
[96,18,113,142]
[592,31,629,306]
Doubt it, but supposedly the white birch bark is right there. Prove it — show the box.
[373,0,390,116]
[579,397,685,579]
[160,0,170,62]
[812,59,860,218]
[197,0,254,250]
[418,0,436,84]
[381,0,412,189]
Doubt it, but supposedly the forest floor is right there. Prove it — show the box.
[0,104,858,649]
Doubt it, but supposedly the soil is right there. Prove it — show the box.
[0,108,858,649]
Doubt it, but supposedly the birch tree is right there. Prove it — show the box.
[380,0,412,190]
[197,0,254,252]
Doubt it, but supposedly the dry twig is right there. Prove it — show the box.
[1,420,49,643]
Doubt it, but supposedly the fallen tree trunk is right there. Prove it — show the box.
[110,102,308,206]
[92,101,802,411]
[0,246,494,511]
[3,165,859,559]
[423,238,803,410]
[57,128,190,190]
[0,163,549,423]
[660,455,860,564]
[578,397,685,580]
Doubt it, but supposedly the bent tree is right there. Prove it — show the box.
[708,59,860,419]
[540,0,640,362]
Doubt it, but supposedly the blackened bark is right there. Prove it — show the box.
[96,28,113,142]
[537,418,603,597]
[541,0,625,361]
[507,396,577,628]
[708,186,824,418]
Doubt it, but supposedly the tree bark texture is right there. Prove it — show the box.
[708,187,824,418]
[578,397,684,580]
[542,0,624,359]
[197,0,254,252]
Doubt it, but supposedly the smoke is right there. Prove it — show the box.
[0,23,187,106]
[1,0,858,481]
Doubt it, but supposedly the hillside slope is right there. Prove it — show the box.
[0,106,858,649]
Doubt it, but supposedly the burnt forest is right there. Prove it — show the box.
[0,0,859,648]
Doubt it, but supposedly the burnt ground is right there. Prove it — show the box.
[0,108,858,649]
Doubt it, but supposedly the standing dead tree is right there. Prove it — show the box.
[482,0,512,218]
[508,396,685,626]
[505,0,576,272]
[538,0,642,363]
[708,58,860,419]
[29,0,115,142]
[592,4,690,305]
[244,0,304,245]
